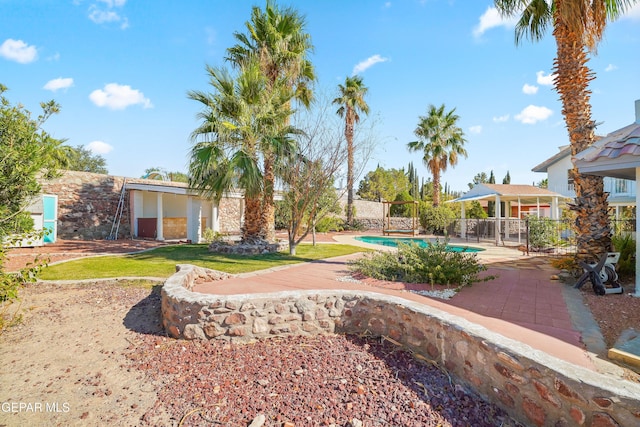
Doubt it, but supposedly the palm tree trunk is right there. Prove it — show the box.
[553,16,610,261]
[346,111,355,225]
[432,170,441,207]
[243,196,262,241]
[261,154,276,243]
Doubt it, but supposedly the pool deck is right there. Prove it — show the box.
[194,234,622,375]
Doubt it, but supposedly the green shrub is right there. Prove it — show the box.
[527,217,560,250]
[202,228,225,244]
[314,216,344,233]
[389,191,415,217]
[419,204,456,235]
[612,233,635,278]
[350,240,494,288]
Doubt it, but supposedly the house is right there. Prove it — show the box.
[38,170,244,243]
[532,144,636,218]
[573,99,640,296]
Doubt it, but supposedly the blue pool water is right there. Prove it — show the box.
[355,236,484,253]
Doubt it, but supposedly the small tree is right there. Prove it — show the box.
[390,191,414,217]
[1,84,63,330]
[280,95,371,254]
[66,145,108,174]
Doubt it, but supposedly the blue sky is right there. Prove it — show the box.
[2,0,639,193]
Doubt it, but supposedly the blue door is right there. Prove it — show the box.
[43,195,58,243]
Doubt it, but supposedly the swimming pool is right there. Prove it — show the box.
[354,236,484,253]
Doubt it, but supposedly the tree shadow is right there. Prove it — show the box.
[123,285,165,336]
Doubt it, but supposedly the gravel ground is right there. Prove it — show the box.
[1,282,522,427]
[130,331,521,427]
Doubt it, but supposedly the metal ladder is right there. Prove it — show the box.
[107,179,126,240]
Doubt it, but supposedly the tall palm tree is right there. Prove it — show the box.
[226,0,316,242]
[188,60,294,241]
[333,75,369,225]
[494,0,637,260]
[407,104,467,207]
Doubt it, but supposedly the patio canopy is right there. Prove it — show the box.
[448,183,568,245]
[448,183,568,207]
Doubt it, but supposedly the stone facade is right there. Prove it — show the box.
[38,171,244,240]
[162,264,640,427]
[40,171,129,240]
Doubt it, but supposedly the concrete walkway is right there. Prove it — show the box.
[194,234,610,373]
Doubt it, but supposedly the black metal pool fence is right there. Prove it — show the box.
[445,218,635,256]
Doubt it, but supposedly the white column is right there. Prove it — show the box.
[517,196,522,244]
[615,205,621,220]
[156,193,164,241]
[212,201,220,233]
[635,167,640,297]
[551,197,559,219]
[495,195,501,246]
[186,197,202,243]
[537,197,541,218]
[504,201,510,240]
[460,202,466,239]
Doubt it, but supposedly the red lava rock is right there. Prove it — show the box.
[127,334,520,426]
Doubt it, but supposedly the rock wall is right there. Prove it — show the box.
[162,264,640,427]
[39,171,245,240]
[40,171,129,240]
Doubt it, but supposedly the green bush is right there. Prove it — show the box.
[314,216,343,233]
[420,204,456,235]
[350,240,494,288]
[389,191,415,217]
[527,217,560,250]
[202,228,225,244]
[612,233,635,278]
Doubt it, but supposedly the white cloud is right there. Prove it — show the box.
[469,125,482,134]
[89,8,120,24]
[86,140,113,154]
[493,114,509,123]
[515,105,553,124]
[473,6,517,38]
[352,54,389,75]
[522,84,538,95]
[89,83,153,110]
[622,3,640,20]
[88,0,128,29]
[605,64,618,72]
[43,77,74,92]
[0,39,38,63]
[536,71,556,86]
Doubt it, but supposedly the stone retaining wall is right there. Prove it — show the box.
[161,264,640,427]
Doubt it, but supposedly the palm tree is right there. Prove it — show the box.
[188,60,294,241]
[493,0,637,259]
[407,104,467,207]
[333,75,369,225]
[226,0,316,242]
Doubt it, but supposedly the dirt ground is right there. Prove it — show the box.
[1,237,640,426]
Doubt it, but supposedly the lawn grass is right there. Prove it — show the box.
[38,243,368,280]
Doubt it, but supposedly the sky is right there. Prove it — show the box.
[2,0,640,194]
